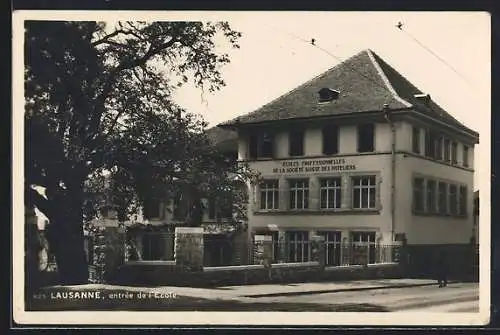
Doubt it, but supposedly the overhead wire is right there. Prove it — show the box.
[261,23,402,95]
[395,21,474,87]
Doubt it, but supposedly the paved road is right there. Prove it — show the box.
[42,279,479,312]
[238,282,479,312]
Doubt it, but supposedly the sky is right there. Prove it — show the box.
[171,12,490,189]
[15,11,490,229]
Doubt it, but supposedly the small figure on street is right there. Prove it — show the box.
[435,249,448,288]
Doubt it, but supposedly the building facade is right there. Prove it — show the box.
[217,49,478,265]
[92,49,478,268]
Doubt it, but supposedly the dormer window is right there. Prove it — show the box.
[318,88,340,103]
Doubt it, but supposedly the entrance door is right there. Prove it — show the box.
[319,231,341,266]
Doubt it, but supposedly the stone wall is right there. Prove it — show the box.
[402,243,478,281]
[113,262,402,287]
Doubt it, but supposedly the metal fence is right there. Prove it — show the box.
[88,230,400,267]
[136,232,175,261]
[203,240,399,267]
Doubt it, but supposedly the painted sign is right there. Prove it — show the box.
[272,158,356,174]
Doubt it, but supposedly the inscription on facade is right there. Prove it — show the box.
[272,158,356,174]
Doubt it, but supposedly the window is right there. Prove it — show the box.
[463,145,469,167]
[451,141,458,165]
[289,129,305,157]
[318,88,340,102]
[459,186,467,216]
[426,179,437,213]
[144,198,161,219]
[319,231,341,266]
[260,180,279,210]
[208,197,232,221]
[248,132,274,159]
[142,232,174,261]
[320,178,342,209]
[289,179,309,210]
[412,126,420,154]
[449,184,458,215]
[173,193,189,220]
[425,130,434,158]
[357,123,374,153]
[352,175,376,209]
[351,232,376,265]
[286,231,310,263]
[413,177,425,212]
[435,137,443,160]
[438,182,448,215]
[322,124,339,155]
[425,130,442,159]
[444,139,451,162]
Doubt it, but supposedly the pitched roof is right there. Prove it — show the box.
[205,125,237,152]
[219,49,477,138]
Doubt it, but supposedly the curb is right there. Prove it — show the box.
[242,281,455,298]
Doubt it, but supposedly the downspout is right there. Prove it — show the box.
[383,104,396,242]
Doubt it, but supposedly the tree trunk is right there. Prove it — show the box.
[45,188,89,284]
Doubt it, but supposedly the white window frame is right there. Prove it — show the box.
[320,178,342,209]
[289,179,309,210]
[426,179,437,213]
[413,177,425,213]
[459,185,468,216]
[448,184,458,215]
[451,141,458,165]
[463,145,469,167]
[259,180,279,210]
[286,231,310,263]
[438,181,448,215]
[352,175,377,209]
[444,138,451,163]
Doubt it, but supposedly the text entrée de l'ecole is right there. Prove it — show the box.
[41,291,177,300]
[273,158,356,174]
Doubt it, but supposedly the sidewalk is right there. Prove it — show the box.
[46,278,441,302]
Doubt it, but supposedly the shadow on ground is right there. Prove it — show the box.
[25,287,390,312]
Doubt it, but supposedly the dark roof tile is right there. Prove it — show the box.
[219,49,477,138]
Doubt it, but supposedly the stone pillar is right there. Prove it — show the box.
[310,234,326,268]
[90,227,126,283]
[340,232,351,265]
[175,227,204,272]
[278,230,287,263]
[254,235,273,268]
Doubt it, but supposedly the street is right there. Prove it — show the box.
[31,279,480,312]
[233,282,479,312]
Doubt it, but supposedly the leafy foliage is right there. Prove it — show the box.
[24,20,246,283]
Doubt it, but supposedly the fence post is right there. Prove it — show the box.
[174,227,204,272]
[310,235,325,268]
[254,235,272,268]
[278,231,287,263]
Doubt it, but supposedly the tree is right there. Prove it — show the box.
[24,20,243,284]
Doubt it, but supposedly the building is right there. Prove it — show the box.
[216,49,478,266]
[93,49,478,270]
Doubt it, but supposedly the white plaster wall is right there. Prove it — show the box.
[397,154,475,245]
[247,154,393,242]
